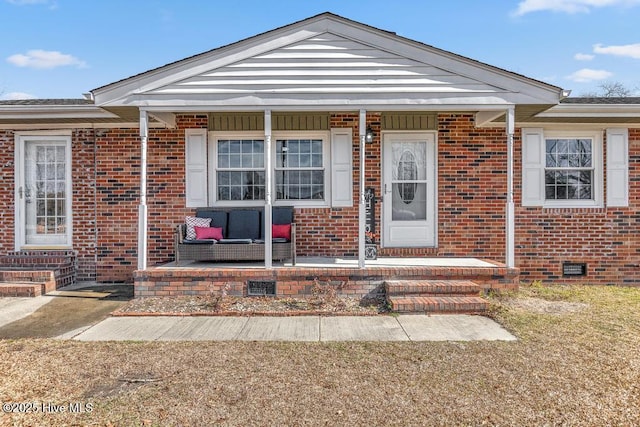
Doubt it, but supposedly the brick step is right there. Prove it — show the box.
[385,280,481,297]
[388,295,489,314]
[0,282,47,297]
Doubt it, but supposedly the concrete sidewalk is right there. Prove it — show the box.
[71,314,517,342]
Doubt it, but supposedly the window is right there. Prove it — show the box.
[208,132,331,206]
[521,129,603,208]
[275,139,325,201]
[544,138,593,200]
[216,139,265,201]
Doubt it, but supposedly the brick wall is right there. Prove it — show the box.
[0,131,15,255]
[2,117,639,285]
[514,128,640,285]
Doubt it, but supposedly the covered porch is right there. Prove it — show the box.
[90,13,563,286]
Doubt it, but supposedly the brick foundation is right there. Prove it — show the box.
[133,263,519,298]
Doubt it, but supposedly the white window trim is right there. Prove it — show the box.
[14,132,73,249]
[208,131,331,208]
[542,130,603,208]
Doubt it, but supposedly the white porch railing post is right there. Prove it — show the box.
[358,109,366,268]
[138,110,149,270]
[506,106,515,268]
[264,110,273,268]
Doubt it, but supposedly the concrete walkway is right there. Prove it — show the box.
[71,314,517,342]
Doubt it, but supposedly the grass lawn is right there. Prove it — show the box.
[1,284,639,426]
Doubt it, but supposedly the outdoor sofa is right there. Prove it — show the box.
[175,207,296,264]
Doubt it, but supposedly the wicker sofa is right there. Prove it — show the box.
[175,207,296,264]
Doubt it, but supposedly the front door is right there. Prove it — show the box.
[382,133,436,247]
[15,135,72,248]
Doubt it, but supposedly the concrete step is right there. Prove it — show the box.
[0,282,47,297]
[388,295,489,314]
[385,279,481,297]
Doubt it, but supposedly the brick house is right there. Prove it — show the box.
[1,13,639,291]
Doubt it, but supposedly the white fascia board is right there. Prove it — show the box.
[0,105,118,120]
[0,122,166,130]
[122,90,544,109]
[537,104,640,118]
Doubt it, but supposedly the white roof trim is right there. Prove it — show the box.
[537,103,640,118]
[0,104,119,120]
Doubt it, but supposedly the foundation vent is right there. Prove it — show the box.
[247,280,276,296]
[562,262,587,277]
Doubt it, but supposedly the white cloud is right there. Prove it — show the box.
[1,91,37,100]
[574,53,595,61]
[567,68,614,82]
[593,43,640,59]
[513,0,640,16]
[5,0,56,6]
[7,50,87,69]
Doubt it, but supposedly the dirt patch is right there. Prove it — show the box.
[500,296,589,315]
[115,295,388,316]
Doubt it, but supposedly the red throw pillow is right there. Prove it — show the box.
[272,224,291,240]
[194,226,223,240]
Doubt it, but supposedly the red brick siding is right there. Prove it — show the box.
[0,131,15,255]
[72,129,98,280]
[2,117,639,286]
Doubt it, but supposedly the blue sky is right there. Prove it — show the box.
[1,0,639,99]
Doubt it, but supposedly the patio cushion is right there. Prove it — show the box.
[227,210,261,240]
[182,239,216,245]
[185,216,211,240]
[218,238,253,244]
[261,206,294,238]
[272,223,291,240]
[253,238,288,244]
[196,210,228,231]
[194,226,223,240]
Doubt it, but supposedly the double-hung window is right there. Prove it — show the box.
[544,138,593,201]
[275,138,325,201]
[208,132,331,206]
[522,129,603,208]
[216,138,265,201]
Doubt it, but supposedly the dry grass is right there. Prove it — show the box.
[1,284,639,426]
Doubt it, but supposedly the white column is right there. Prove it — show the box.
[358,110,366,268]
[505,106,515,268]
[264,110,273,268]
[138,110,149,270]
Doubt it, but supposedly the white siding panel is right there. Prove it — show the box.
[150,33,503,97]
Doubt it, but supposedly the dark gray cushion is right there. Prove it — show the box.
[227,210,261,240]
[182,239,216,245]
[195,210,228,236]
[218,238,253,244]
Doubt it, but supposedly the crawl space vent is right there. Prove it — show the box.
[562,262,587,277]
[247,280,276,296]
